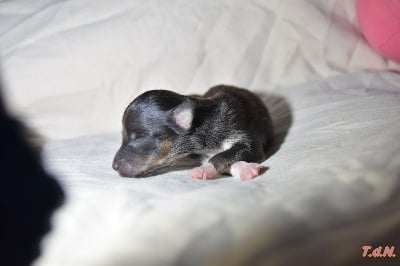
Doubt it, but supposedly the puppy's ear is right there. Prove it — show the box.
[172,101,193,131]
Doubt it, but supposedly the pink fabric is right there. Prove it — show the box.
[356,0,400,62]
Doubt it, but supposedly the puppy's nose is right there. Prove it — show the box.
[113,159,137,177]
[112,161,119,170]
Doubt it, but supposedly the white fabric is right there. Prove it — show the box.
[1,0,400,265]
[1,0,399,139]
[39,72,400,266]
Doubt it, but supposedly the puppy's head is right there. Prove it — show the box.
[113,90,195,177]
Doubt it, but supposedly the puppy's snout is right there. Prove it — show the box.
[113,158,137,177]
[112,161,119,171]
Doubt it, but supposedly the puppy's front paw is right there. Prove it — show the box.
[189,163,218,180]
[231,161,262,181]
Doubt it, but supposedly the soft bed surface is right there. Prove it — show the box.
[40,72,400,266]
[0,0,400,265]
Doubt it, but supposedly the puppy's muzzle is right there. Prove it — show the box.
[112,158,138,177]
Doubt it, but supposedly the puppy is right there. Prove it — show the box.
[113,85,273,180]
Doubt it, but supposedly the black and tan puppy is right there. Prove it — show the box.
[113,85,273,180]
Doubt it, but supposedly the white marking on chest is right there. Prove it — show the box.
[201,137,241,163]
[222,138,236,150]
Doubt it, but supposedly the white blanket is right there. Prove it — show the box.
[1,0,400,265]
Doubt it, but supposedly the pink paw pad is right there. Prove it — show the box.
[189,163,218,180]
[231,161,261,181]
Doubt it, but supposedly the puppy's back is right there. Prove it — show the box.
[204,85,273,152]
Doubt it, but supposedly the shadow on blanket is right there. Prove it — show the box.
[256,92,293,160]
[0,79,64,265]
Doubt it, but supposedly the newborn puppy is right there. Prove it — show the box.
[113,85,273,180]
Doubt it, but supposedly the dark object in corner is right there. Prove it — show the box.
[0,83,64,266]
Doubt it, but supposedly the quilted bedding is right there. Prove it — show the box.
[1,0,400,265]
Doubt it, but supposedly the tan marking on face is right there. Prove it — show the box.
[140,140,174,174]
[157,140,173,163]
